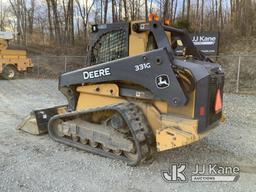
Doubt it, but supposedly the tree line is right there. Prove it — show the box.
[0,0,255,49]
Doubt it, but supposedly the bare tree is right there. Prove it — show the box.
[182,0,185,20]
[173,0,178,23]
[200,0,204,32]
[119,0,123,21]
[215,0,218,28]
[27,0,35,34]
[170,0,174,21]
[163,0,170,20]
[76,0,95,45]
[9,0,22,44]
[63,0,75,45]
[1,0,255,51]
[196,0,199,20]
[123,0,128,21]
[50,0,61,44]
[219,0,223,29]
[230,0,234,25]
[104,0,108,23]
[46,0,54,41]
[186,0,190,22]
[149,0,153,13]
[0,3,10,31]
[112,0,117,22]
[145,0,148,21]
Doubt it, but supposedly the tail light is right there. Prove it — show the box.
[215,89,222,113]
[199,106,205,116]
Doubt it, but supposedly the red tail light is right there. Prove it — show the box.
[199,106,205,116]
[215,89,222,113]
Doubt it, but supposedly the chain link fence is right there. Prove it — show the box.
[23,55,256,94]
[24,56,89,79]
[209,55,256,94]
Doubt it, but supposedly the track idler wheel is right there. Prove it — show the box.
[110,113,129,133]
[89,140,99,148]
[123,151,139,161]
[71,135,79,142]
[102,145,111,152]
[113,149,122,156]
[80,138,88,145]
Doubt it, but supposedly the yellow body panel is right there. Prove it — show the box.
[76,84,126,111]
[0,49,27,56]
[0,57,33,72]
[129,23,149,56]
[156,115,198,151]
[168,91,195,118]
[75,83,214,152]
[137,101,204,152]
[0,39,8,49]
[0,38,33,73]
[153,91,195,118]
[129,21,172,56]
[77,84,119,97]
[134,102,162,135]
[156,127,195,151]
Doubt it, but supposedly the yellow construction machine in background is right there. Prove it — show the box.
[0,31,33,80]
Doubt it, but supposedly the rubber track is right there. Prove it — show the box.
[48,103,154,166]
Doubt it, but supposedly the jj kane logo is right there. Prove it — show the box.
[192,35,216,45]
[161,163,187,182]
[161,163,240,183]
[155,74,170,89]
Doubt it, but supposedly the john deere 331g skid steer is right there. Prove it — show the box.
[18,19,224,165]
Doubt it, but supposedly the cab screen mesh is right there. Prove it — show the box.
[90,30,128,65]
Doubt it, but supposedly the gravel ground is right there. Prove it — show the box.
[0,79,255,192]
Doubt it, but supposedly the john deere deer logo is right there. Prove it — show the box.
[155,74,170,89]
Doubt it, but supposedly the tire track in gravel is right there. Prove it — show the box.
[0,79,66,118]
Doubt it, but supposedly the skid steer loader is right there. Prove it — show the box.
[18,19,224,165]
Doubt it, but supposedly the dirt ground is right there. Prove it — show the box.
[0,79,255,192]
